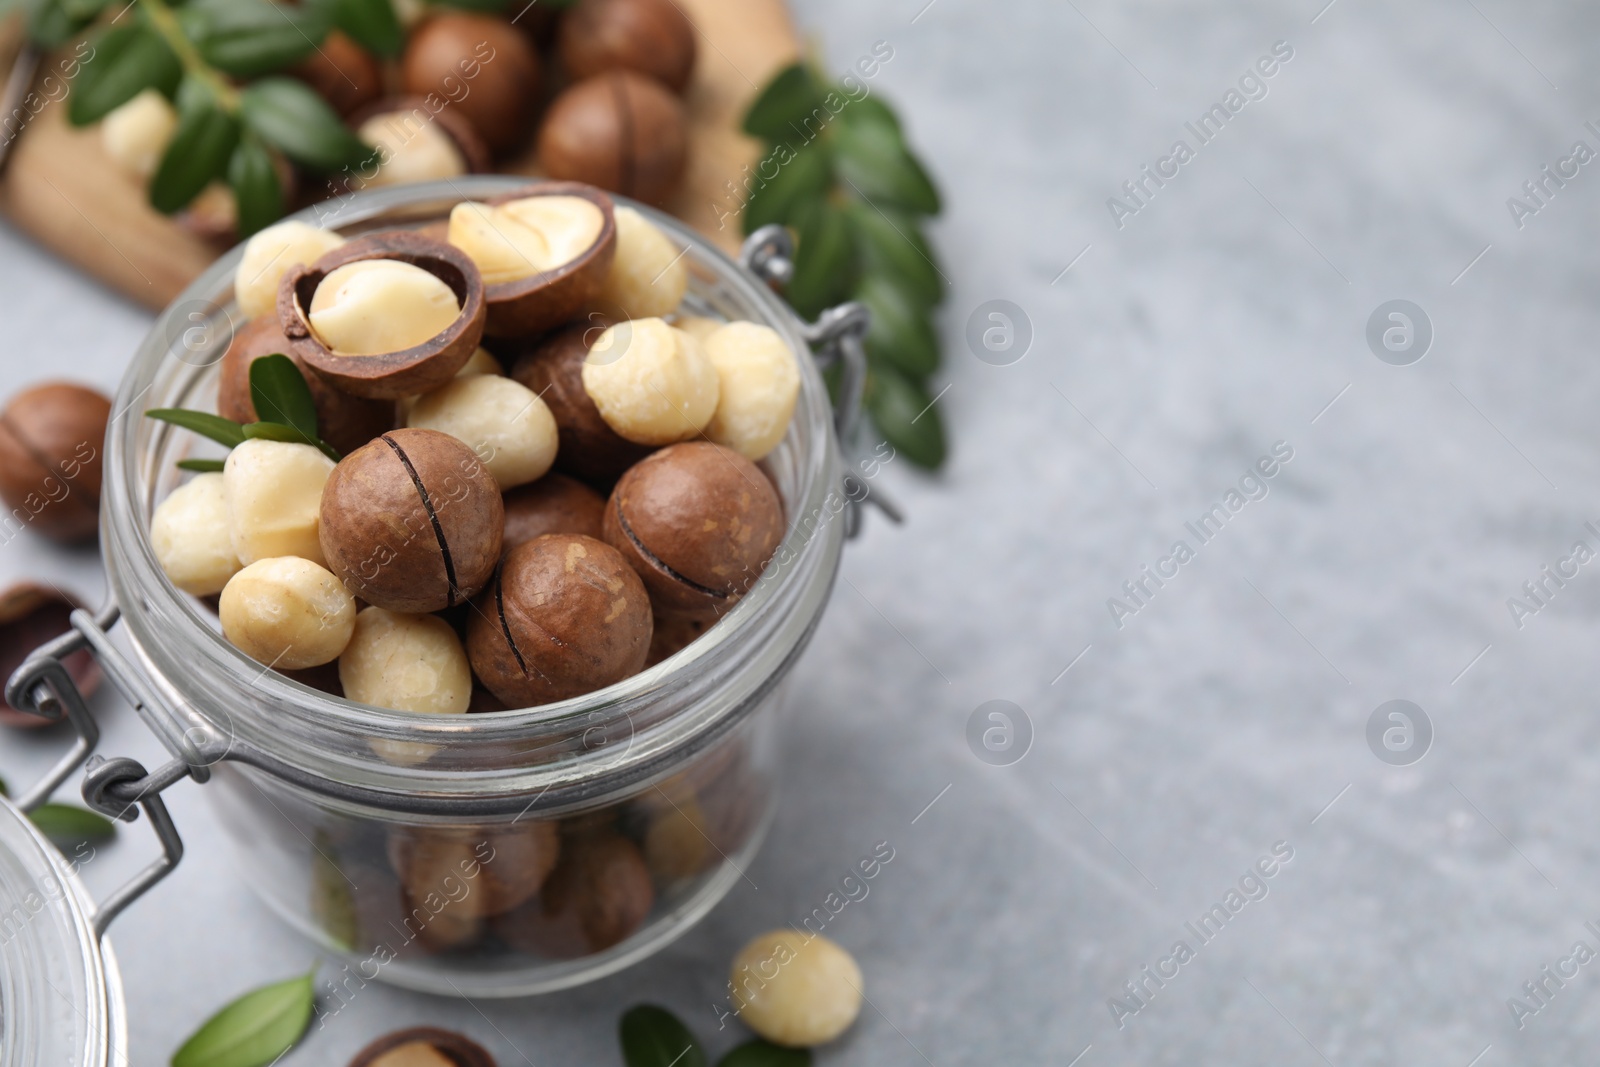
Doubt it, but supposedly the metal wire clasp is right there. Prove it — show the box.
[740,225,902,536]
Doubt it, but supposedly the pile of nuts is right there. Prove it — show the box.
[99,0,700,237]
[151,181,798,720]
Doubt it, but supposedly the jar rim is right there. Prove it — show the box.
[101,178,846,806]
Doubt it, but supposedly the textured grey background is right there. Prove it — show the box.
[4,0,1600,1062]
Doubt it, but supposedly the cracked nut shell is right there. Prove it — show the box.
[494,833,653,958]
[559,0,697,94]
[503,321,653,484]
[467,534,651,708]
[319,428,504,613]
[537,73,687,205]
[351,95,491,186]
[347,1027,498,1067]
[602,442,783,620]
[0,382,109,544]
[502,473,606,547]
[280,231,487,400]
[403,12,540,156]
[216,314,394,457]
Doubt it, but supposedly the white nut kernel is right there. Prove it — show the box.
[672,315,722,344]
[356,112,468,189]
[235,221,346,319]
[581,318,719,445]
[223,438,335,567]
[597,206,687,318]
[339,607,471,715]
[151,473,241,595]
[702,322,800,460]
[447,196,605,286]
[731,930,863,1047]
[219,556,356,669]
[398,346,503,419]
[308,259,460,356]
[101,89,177,180]
[406,374,557,489]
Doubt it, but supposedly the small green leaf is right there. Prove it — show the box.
[149,80,240,214]
[327,0,403,57]
[856,274,939,379]
[240,78,376,172]
[171,972,315,1067]
[228,136,284,238]
[146,409,248,449]
[847,203,943,308]
[185,0,330,78]
[741,142,833,236]
[840,95,901,138]
[743,62,827,142]
[68,24,181,126]
[29,803,116,848]
[619,1005,707,1067]
[241,421,339,461]
[866,363,945,469]
[248,354,318,441]
[786,199,857,320]
[176,459,227,472]
[834,120,940,216]
[716,1041,812,1067]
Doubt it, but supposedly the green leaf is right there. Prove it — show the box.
[146,409,247,449]
[716,1042,811,1067]
[743,62,827,142]
[618,1005,707,1067]
[29,0,87,49]
[786,199,857,321]
[847,203,943,308]
[184,0,329,79]
[856,274,939,379]
[866,363,945,469]
[741,141,832,236]
[67,24,182,126]
[171,973,315,1067]
[29,803,116,848]
[248,354,318,441]
[834,119,940,215]
[149,81,240,214]
[840,95,901,138]
[239,78,376,172]
[241,421,339,461]
[327,0,403,57]
[176,459,227,472]
[228,136,284,238]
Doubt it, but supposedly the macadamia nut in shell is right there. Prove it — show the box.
[581,318,718,445]
[235,221,345,319]
[223,439,335,567]
[152,473,241,596]
[731,931,863,1047]
[406,374,558,489]
[219,557,356,670]
[701,322,800,460]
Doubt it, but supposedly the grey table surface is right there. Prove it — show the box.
[5,0,1600,1062]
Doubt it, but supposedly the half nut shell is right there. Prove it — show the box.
[279,231,487,400]
[349,95,493,177]
[460,183,617,339]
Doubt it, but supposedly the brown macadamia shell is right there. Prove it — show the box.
[402,12,541,155]
[387,821,560,920]
[467,533,651,707]
[559,0,697,94]
[502,473,607,547]
[602,442,783,620]
[493,833,653,958]
[0,382,109,544]
[537,73,687,206]
[292,30,382,117]
[319,428,504,613]
[346,1027,498,1067]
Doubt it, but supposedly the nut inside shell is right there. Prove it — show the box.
[349,96,492,184]
[346,1026,497,1067]
[447,182,617,338]
[279,231,487,400]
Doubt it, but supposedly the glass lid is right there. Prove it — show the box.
[0,795,119,1066]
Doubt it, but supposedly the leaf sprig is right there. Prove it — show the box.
[741,63,948,470]
[149,353,339,467]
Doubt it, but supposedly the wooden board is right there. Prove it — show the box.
[0,0,798,309]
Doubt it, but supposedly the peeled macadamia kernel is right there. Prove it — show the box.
[596,206,687,318]
[672,315,722,344]
[223,439,335,567]
[448,197,605,285]
[340,607,471,714]
[701,322,800,460]
[309,260,461,357]
[151,473,241,596]
[581,318,718,445]
[407,374,557,490]
[456,347,502,377]
[219,557,356,670]
[101,89,177,179]
[357,113,467,188]
[731,931,863,1047]
[235,221,345,319]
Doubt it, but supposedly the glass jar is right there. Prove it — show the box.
[73,179,851,996]
[0,793,127,1065]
